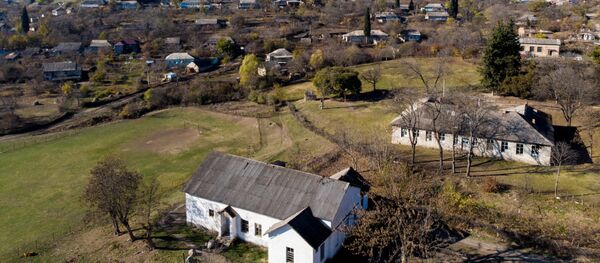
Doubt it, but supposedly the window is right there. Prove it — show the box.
[516,143,524,155]
[400,128,407,137]
[461,137,469,147]
[453,136,458,145]
[531,145,540,157]
[529,46,534,52]
[486,139,494,151]
[254,223,262,236]
[241,219,249,233]
[439,133,445,141]
[537,47,542,52]
[320,243,325,261]
[501,141,508,152]
[412,129,419,138]
[286,247,294,263]
[426,131,432,141]
[209,209,214,217]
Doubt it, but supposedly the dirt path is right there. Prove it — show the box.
[447,236,559,262]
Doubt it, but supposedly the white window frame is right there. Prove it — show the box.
[254,223,262,236]
[531,145,540,157]
[286,247,294,263]
[516,143,524,155]
[241,219,249,233]
[425,131,432,141]
[501,141,508,152]
[439,133,445,141]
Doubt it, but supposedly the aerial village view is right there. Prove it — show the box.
[1,0,600,261]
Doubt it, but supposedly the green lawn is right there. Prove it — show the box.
[0,107,334,261]
[279,57,481,101]
[293,99,600,206]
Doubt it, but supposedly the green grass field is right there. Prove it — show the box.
[0,107,334,261]
[293,99,600,206]
[279,57,481,101]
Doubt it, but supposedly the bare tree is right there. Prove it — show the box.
[552,142,574,199]
[580,108,600,160]
[361,65,382,92]
[458,98,494,177]
[138,177,160,249]
[345,164,444,263]
[84,156,142,241]
[406,57,448,172]
[537,66,592,126]
[393,89,423,165]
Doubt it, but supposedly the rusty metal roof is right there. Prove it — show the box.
[183,152,351,221]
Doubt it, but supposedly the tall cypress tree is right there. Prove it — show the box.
[395,0,400,8]
[480,20,522,95]
[364,8,371,39]
[408,0,414,13]
[21,6,30,34]
[449,0,458,19]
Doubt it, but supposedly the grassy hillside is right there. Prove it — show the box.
[279,57,481,101]
[0,107,334,261]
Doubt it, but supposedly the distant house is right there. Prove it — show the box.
[391,100,555,166]
[165,37,181,47]
[274,0,301,8]
[116,0,140,9]
[342,30,389,44]
[421,3,445,12]
[195,18,228,29]
[52,6,71,16]
[43,61,82,81]
[87,40,112,54]
[165,52,195,68]
[114,39,141,55]
[519,38,561,57]
[266,48,293,65]
[238,0,258,9]
[399,29,422,42]
[517,27,552,38]
[375,12,403,23]
[183,152,368,263]
[3,52,20,61]
[51,42,83,56]
[425,11,449,22]
[80,0,107,8]
[398,4,410,15]
[206,35,234,49]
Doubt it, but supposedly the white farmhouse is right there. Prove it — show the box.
[183,152,370,263]
[391,101,555,166]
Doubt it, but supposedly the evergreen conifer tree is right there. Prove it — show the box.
[480,20,522,95]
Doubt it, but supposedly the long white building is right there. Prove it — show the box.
[183,152,370,262]
[391,102,555,166]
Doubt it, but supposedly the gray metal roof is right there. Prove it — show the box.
[183,152,351,221]
[42,61,80,72]
[330,167,370,192]
[390,103,555,146]
[52,42,82,52]
[519,38,561,45]
[265,207,332,249]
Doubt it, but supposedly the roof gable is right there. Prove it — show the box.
[265,207,332,249]
[183,152,351,221]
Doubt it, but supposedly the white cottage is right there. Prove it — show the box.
[391,101,555,166]
[183,152,369,263]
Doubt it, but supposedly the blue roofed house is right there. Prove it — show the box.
[165,52,195,68]
[114,39,141,55]
[238,0,258,9]
[116,0,140,9]
[399,29,422,42]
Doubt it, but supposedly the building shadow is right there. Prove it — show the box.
[553,125,592,165]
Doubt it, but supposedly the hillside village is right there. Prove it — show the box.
[1,0,600,262]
